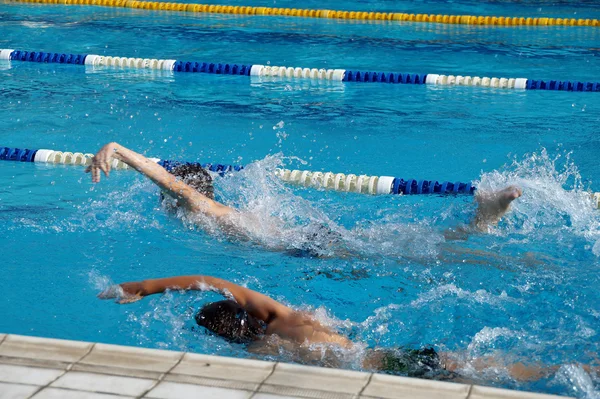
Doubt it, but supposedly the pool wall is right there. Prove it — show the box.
[0,333,573,399]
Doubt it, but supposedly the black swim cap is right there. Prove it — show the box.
[170,163,214,199]
[290,223,343,258]
[195,300,265,343]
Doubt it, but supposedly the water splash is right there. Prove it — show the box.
[205,154,348,256]
[592,240,600,257]
[126,290,207,353]
[198,153,448,260]
[475,148,600,246]
[345,215,445,261]
[72,179,163,233]
[448,327,531,386]
[210,148,600,261]
[410,284,521,308]
[21,22,53,29]
[87,269,114,292]
[553,364,600,399]
[465,327,519,354]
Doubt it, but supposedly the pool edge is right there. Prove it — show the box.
[0,333,572,399]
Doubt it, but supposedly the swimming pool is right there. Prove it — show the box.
[1,0,599,397]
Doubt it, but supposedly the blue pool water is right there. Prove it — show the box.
[1,1,600,397]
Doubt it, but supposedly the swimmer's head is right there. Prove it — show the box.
[289,223,344,258]
[195,300,266,343]
[170,163,214,199]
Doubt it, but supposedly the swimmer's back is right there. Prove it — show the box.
[266,311,352,348]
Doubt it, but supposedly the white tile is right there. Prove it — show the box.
[171,353,274,383]
[260,384,353,399]
[163,373,258,392]
[0,364,63,386]
[70,363,162,381]
[0,382,39,399]
[50,371,155,396]
[145,381,252,399]
[264,363,369,394]
[0,354,69,370]
[253,394,303,399]
[80,343,182,373]
[469,385,568,399]
[0,335,91,363]
[32,387,133,399]
[362,373,470,399]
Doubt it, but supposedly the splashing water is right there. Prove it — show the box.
[476,149,600,246]
[554,365,600,399]
[88,269,114,292]
[201,154,349,256]
[465,327,520,355]
[189,153,447,260]
[72,179,163,233]
[410,284,521,308]
[126,291,195,352]
[207,149,600,262]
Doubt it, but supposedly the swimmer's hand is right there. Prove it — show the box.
[85,142,119,183]
[98,282,145,304]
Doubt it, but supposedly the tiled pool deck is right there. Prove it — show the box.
[0,333,571,399]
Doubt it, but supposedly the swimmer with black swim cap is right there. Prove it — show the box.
[87,142,523,256]
[99,273,588,382]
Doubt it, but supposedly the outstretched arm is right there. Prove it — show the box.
[98,275,292,324]
[86,142,233,218]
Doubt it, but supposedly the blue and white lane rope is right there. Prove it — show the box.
[2,49,600,92]
[1,146,476,196]
[0,147,243,174]
[3,146,600,207]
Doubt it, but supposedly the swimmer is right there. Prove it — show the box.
[86,142,522,249]
[99,274,586,382]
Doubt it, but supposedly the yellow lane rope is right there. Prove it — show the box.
[6,0,599,28]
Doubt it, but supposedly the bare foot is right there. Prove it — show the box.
[473,185,522,230]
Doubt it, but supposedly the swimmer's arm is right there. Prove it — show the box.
[86,142,233,218]
[99,275,291,323]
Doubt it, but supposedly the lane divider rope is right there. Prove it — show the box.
[0,146,473,196]
[3,146,600,209]
[3,49,600,92]
[4,0,599,28]
[274,168,474,195]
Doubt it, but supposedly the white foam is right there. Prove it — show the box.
[410,284,520,308]
[87,270,114,292]
[592,239,600,257]
[466,327,516,353]
[475,148,600,247]
[553,364,600,399]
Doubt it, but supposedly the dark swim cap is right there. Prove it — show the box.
[289,223,343,258]
[170,163,214,199]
